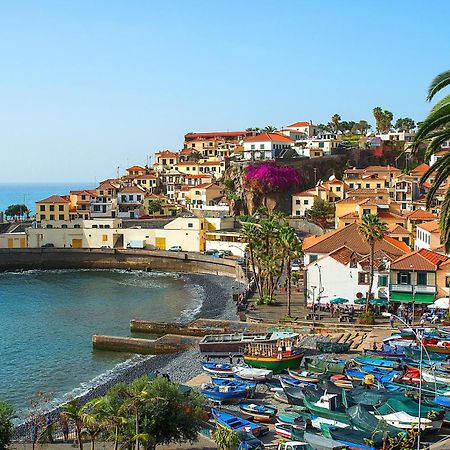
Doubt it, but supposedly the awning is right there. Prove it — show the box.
[390,292,435,304]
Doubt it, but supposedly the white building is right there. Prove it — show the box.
[414,220,441,251]
[117,186,145,219]
[285,121,320,138]
[243,133,294,161]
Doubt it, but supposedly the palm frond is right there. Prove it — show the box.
[413,95,450,144]
[427,70,450,101]
[424,129,450,161]
[423,154,450,208]
[440,189,450,252]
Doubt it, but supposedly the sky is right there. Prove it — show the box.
[0,0,449,183]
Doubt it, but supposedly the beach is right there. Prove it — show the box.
[14,272,243,439]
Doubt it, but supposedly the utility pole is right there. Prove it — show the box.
[410,264,416,323]
[314,167,318,185]
[311,285,317,327]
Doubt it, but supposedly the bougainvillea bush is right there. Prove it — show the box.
[245,163,299,194]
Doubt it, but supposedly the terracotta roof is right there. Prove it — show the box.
[378,211,405,220]
[391,248,449,271]
[303,223,408,258]
[119,186,145,194]
[156,151,179,157]
[411,163,430,173]
[339,212,360,219]
[135,174,158,180]
[70,189,96,196]
[179,148,193,155]
[406,209,438,220]
[190,183,221,190]
[329,246,357,265]
[200,161,221,166]
[37,195,70,204]
[364,165,401,173]
[127,165,146,171]
[97,180,119,190]
[387,224,410,235]
[288,121,311,128]
[176,161,199,166]
[324,178,345,185]
[244,133,294,143]
[383,235,411,253]
[292,189,317,197]
[417,220,440,233]
[346,188,389,195]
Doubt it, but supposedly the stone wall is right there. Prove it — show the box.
[0,248,239,277]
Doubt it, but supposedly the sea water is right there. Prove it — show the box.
[0,269,203,417]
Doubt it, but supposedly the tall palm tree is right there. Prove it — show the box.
[263,125,277,133]
[331,114,341,134]
[412,69,450,250]
[61,401,85,450]
[358,214,388,312]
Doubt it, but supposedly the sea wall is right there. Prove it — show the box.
[0,248,242,278]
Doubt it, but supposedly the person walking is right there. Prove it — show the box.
[390,314,395,328]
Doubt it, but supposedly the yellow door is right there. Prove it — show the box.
[7,238,13,248]
[20,238,26,248]
[199,230,206,252]
[72,239,82,248]
[155,237,166,250]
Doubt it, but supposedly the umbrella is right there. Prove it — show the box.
[330,297,348,305]
[354,298,366,305]
[428,297,449,309]
[370,298,388,307]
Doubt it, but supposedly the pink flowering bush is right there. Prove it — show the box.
[245,163,299,194]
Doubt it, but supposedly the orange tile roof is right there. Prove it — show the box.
[288,121,311,127]
[244,132,294,143]
[339,212,360,219]
[329,246,357,265]
[135,174,158,179]
[119,185,145,193]
[391,248,448,271]
[127,165,146,171]
[406,209,437,220]
[156,150,179,157]
[411,163,430,173]
[387,224,410,234]
[378,211,405,220]
[200,161,221,166]
[292,189,317,197]
[417,220,440,233]
[176,161,199,166]
[190,183,221,189]
[37,195,70,204]
[383,235,411,253]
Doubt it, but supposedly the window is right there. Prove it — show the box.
[195,191,200,195]
[94,205,100,212]
[188,223,193,228]
[251,144,255,150]
[46,224,53,229]
[399,272,411,285]
[363,208,371,216]
[336,186,341,192]
[350,256,358,268]
[378,275,388,287]
[58,214,64,220]
[296,199,301,205]
[137,195,142,201]
[61,224,68,229]
[309,255,318,263]
[92,224,98,228]
[296,211,301,216]
[304,199,309,205]
[49,205,55,211]
[102,234,108,242]
[376,183,381,188]
[121,195,126,202]
[59,205,64,212]
[365,183,370,188]
[49,214,55,220]
[169,159,174,164]
[40,214,45,220]
[349,183,354,189]
[358,272,369,285]
[81,195,86,200]
[446,276,450,288]
[40,205,45,211]
[260,144,265,150]
[417,271,427,285]
[74,224,81,229]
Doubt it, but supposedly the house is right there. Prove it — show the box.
[394,174,420,211]
[405,209,438,234]
[343,166,401,190]
[415,220,441,251]
[69,190,97,220]
[175,161,200,175]
[133,173,160,192]
[376,131,415,142]
[142,193,178,217]
[285,121,320,138]
[36,195,71,222]
[389,248,449,305]
[322,178,346,202]
[303,223,409,305]
[186,183,227,212]
[295,146,324,158]
[292,189,322,217]
[154,151,180,171]
[387,224,412,247]
[91,180,120,218]
[410,163,432,184]
[198,160,226,178]
[243,133,294,161]
[126,165,147,176]
[117,186,145,219]
[184,131,248,158]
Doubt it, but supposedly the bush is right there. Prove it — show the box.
[0,401,14,449]
[358,311,376,325]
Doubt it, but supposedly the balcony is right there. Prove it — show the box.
[390,284,437,294]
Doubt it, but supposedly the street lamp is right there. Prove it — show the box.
[384,312,438,450]
[311,285,317,327]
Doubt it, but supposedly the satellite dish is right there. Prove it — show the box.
[329,175,336,181]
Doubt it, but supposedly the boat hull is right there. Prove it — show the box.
[243,352,304,374]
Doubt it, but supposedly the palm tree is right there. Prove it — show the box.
[61,401,85,450]
[358,214,388,312]
[331,114,341,134]
[412,69,450,251]
[263,125,277,133]
[372,107,383,133]
[211,425,240,450]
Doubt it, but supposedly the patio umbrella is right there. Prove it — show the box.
[370,298,389,307]
[354,298,366,305]
[428,297,449,309]
[330,297,348,305]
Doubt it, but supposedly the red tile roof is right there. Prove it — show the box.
[406,209,437,220]
[244,132,294,143]
[156,151,179,157]
[288,121,311,128]
[190,183,221,190]
[411,163,430,173]
[378,211,405,220]
[383,235,411,253]
[176,161,199,166]
[37,195,70,204]
[387,224,410,234]
[329,246,356,265]
[391,248,449,271]
[292,189,317,197]
[119,186,145,194]
[417,220,440,233]
[127,165,146,171]
[135,174,158,180]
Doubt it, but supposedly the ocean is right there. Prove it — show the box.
[0,182,94,215]
[0,269,204,418]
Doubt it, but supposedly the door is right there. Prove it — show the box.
[20,238,26,248]
[7,238,13,248]
[155,237,166,250]
[72,239,82,248]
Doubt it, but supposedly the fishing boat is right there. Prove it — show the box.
[199,331,299,355]
[239,402,277,422]
[201,362,235,376]
[303,395,349,425]
[303,431,349,450]
[211,408,262,436]
[243,338,304,374]
[422,368,450,385]
[323,426,376,450]
[274,422,306,439]
[330,375,353,389]
[280,376,318,390]
[404,346,449,361]
[287,369,322,383]
[316,341,351,354]
[352,356,400,370]
[304,356,346,374]
[210,377,256,397]
[201,384,248,403]
[423,339,450,355]
[234,366,273,381]
[273,391,290,404]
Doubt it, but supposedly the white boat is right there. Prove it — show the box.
[234,366,273,381]
[421,369,450,385]
[374,411,442,431]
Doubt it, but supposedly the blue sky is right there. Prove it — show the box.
[0,0,449,183]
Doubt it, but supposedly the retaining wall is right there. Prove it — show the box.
[0,248,239,278]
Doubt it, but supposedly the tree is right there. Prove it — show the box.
[189,151,203,162]
[331,114,341,134]
[308,199,335,228]
[0,401,14,450]
[394,117,415,132]
[4,204,30,220]
[61,401,85,450]
[262,125,277,132]
[412,69,450,251]
[211,426,240,450]
[372,108,393,133]
[352,120,371,135]
[358,214,388,312]
[146,199,163,215]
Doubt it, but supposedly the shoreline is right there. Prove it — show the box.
[13,271,242,439]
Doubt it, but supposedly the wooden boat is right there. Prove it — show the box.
[211,408,263,436]
[316,341,351,354]
[404,346,449,361]
[201,362,234,376]
[423,339,450,355]
[199,331,298,355]
[277,406,310,425]
[280,376,318,390]
[210,377,256,397]
[422,368,450,385]
[274,422,306,439]
[273,391,290,404]
[330,374,353,389]
[303,431,349,450]
[287,369,322,383]
[304,356,346,374]
[374,411,442,430]
[303,395,349,424]
[234,366,273,381]
[239,402,277,422]
[352,356,400,370]
[201,385,248,403]
[243,351,304,374]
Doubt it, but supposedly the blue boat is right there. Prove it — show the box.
[211,377,256,397]
[201,361,235,376]
[239,402,277,422]
[353,356,400,369]
[211,408,263,436]
[201,385,248,403]
[280,376,318,389]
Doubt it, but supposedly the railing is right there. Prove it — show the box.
[390,284,437,294]
[390,284,413,292]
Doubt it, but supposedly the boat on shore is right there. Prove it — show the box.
[239,402,277,422]
[211,408,262,436]
[201,362,235,376]
[234,366,273,381]
[199,331,298,355]
[287,369,322,383]
[304,356,346,374]
[201,384,249,403]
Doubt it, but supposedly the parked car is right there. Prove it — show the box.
[218,250,233,257]
[41,243,54,248]
[204,249,219,256]
[168,245,182,252]
[100,246,111,249]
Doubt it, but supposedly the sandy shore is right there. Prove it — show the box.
[14,272,242,439]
